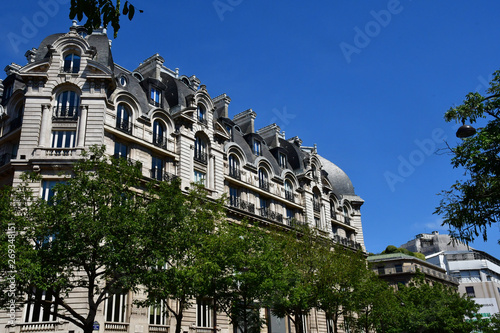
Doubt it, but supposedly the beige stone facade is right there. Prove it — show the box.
[0,24,365,333]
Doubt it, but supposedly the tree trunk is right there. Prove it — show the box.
[333,313,338,333]
[295,312,304,333]
[174,310,184,333]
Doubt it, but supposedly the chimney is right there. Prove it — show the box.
[257,123,284,148]
[233,109,257,134]
[213,94,231,119]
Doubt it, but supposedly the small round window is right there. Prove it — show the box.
[119,75,127,87]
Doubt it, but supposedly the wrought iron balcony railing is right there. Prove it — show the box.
[194,151,208,164]
[116,120,132,134]
[53,106,78,121]
[259,179,269,192]
[229,168,241,180]
[153,136,168,150]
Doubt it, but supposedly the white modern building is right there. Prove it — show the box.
[401,232,500,319]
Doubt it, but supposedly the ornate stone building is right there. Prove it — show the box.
[0,23,365,333]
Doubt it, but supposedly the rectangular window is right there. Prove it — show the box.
[253,140,261,156]
[150,88,161,106]
[326,316,334,333]
[286,208,294,225]
[194,170,206,186]
[314,217,321,229]
[114,142,128,159]
[465,286,475,298]
[259,197,268,218]
[149,300,167,326]
[51,130,76,148]
[106,293,128,323]
[151,156,164,180]
[279,153,287,168]
[395,264,403,273]
[24,289,57,323]
[41,180,59,202]
[197,299,213,328]
[229,186,239,207]
[377,266,385,275]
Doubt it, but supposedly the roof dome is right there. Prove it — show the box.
[317,154,357,197]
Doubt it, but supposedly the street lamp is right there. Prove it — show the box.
[456,121,477,138]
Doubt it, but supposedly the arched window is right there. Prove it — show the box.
[284,180,294,202]
[197,104,206,124]
[153,120,166,148]
[228,154,240,179]
[313,189,321,212]
[258,168,269,191]
[116,104,131,134]
[55,91,79,120]
[63,53,80,73]
[330,200,337,219]
[194,135,207,164]
[311,165,318,180]
[343,206,350,225]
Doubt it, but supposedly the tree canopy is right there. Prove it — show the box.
[0,146,224,333]
[436,70,500,244]
[69,0,142,37]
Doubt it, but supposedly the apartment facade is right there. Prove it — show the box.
[0,23,365,333]
[367,253,459,288]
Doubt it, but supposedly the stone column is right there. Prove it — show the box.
[77,105,88,148]
[38,104,52,147]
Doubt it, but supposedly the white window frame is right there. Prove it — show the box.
[196,299,213,328]
[63,53,80,73]
[149,300,167,326]
[24,289,57,323]
[50,130,76,148]
[105,293,128,323]
[194,170,206,186]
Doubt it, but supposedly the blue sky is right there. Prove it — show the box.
[1,1,500,257]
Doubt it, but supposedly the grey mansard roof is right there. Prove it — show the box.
[317,154,362,201]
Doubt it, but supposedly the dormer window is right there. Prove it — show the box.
[153,120,166,148]
[228,154,240,179]
[197,104,206,124]
[116,104,132,134]
[63,53,80,73]
[150,87,161,107]
[279,152,287,168]
[311,165,318,180]
[119,76,127,87]
[284,180,294,202]
[258,168,269,191]
[253,139,262,156]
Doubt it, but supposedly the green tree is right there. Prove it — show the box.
[315,245,369,333]
[69,0,142,37]
[0,146,226,333]
[385,274,483,333]
[0,146,151,333]
[269,225,324,333]
[381,245,425,260]
[436,69,500,243]
[342,272,397,333]
[210,222,285,333]
[138,181,226,333]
